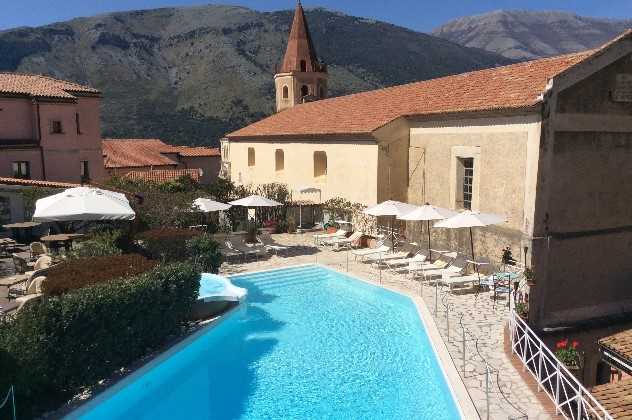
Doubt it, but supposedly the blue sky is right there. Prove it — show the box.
[1,0,631,32]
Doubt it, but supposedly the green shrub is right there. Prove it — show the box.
[136,228,202,261]
[186,234,223,273]
[41,254,157,296]
[0,262,200,418]
[67,230,124,258]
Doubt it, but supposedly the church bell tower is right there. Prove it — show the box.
[274,1,328,112]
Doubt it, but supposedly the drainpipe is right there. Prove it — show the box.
[35,100,47,180]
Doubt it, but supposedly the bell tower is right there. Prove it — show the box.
[274,1,328,112]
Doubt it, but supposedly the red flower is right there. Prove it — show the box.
[571,340,579,349]
[556,340,566,349]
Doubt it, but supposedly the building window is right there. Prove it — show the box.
[301,85,309,97]
[248,147,255,167]
[300,60,307,72]
[457,157,474,210]
[319,86,325,98]
[80,160,90,182]
[313,151,327,180]
[12,161,30,179]
[76,113,82,134]
[282,86,289,99]
[275,149,284,171]
[51,120,63,134]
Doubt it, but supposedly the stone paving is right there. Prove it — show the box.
[220,232,554,419]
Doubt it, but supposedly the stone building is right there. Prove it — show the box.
[222,6,632,332]
[273,1,327,112]
[0,73,105,183]
[102,138,220,184]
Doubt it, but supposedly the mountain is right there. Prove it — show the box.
[433,10,632,60]
[0,5,511,146]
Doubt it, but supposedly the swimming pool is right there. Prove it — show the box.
[70,265,462,419]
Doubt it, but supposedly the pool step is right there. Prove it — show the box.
[230,265,320,279]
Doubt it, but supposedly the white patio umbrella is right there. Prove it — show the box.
[434,210,506,281]
[397,203,457,260]
[192,198,232,212]
[229,195,282,232]
[363,200,418,250]
[33,187,135,222]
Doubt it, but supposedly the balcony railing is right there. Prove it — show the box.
[508,311,612,419]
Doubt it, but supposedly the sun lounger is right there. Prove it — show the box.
[257,233,289,255]
[384,253,426,271]
[323,231,363,250]
[406,259,451,277]
[314,229,347,245]
[351,243,390,261]
[365,251,410,264]
[438,274,481,292]
[219,246,243,261]
[233,237,268,259]
[420,265,466,280]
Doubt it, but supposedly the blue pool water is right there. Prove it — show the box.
[71,265,461,419]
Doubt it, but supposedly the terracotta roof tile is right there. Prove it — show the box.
[171,146,220,157]
[123,169,201,183]
[279,2,323,73]
[591,379,632,419]
[230,29,632,140]
[103,139,179,168]
[0,73,100,99]
[0,177,80,188]
[229,51,594,138]
[103,139,219,168]
[600,329,632,362]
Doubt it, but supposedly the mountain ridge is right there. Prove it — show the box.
[433,10,632,60]
[0,5,511,146]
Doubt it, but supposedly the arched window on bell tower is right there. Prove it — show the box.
[301,85,309,97]
[282,86,289,99]
[300,60,307,72]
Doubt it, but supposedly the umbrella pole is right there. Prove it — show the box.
[391,215,395,253]
[470,226,481,285]
[427,220,432,261]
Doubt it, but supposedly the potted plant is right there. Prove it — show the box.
[524,267,536,287]
[555,339,581,370]
[515,302,529,320]
[501,246,516,266]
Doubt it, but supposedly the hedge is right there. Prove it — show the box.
[41,254,157,296]
[0,262,200,418]
[136,228,202,261]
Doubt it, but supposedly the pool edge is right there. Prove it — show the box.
[64,304,244,419]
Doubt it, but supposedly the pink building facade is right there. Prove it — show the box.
[0,74,105,183]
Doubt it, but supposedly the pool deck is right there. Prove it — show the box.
[220,232,554,420]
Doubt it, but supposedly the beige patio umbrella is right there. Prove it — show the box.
[397,203,457,261]
[434,210,506,281]
[229,195,282,238]
[363,200,418,251]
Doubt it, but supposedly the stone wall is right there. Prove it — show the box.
[531,48,632,328]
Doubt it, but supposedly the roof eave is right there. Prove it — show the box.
[226,131,377,142]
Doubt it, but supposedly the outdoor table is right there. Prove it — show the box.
[2,222,41,243]
[40,233,85,253]
[491,271,522,308]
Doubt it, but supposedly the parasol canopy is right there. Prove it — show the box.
[32,187,135,222]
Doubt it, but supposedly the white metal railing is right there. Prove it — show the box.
[508,311,612,420]
[0,385,16,420]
